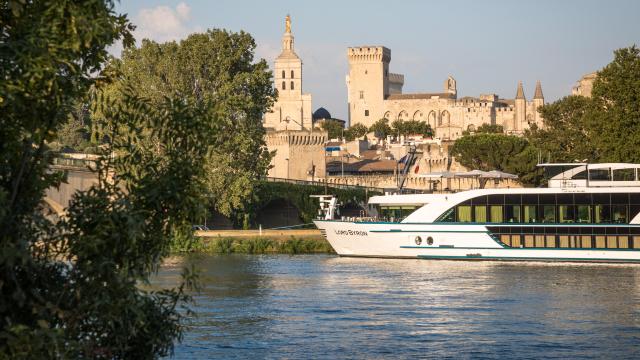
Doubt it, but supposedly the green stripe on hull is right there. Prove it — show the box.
[400,246,640,251]
[416,254,640,263]
[371,229,488,234]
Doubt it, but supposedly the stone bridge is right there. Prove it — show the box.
[44,157,101,217]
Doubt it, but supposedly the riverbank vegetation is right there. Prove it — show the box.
[190,236,335,255]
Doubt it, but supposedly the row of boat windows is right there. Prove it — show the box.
[499,234,640,249]
[452,193,640,205]
[487,226,640,236]
[571,168,638,181]
[377,206,419,222]
[439,204,634,224]
[436,192,640,224]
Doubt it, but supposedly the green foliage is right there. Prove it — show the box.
[463,123,504,136]
[202,236,334,254]
[99,30,276,217]
[0,0,270,357]
[344,123,368,141]
[451,133,542,185]
[589,46,640,162]
[529,95,595,162]
[53,100,92,152]
[528,46,640,164]
[320,119,345,140]
[212,237,235,254]
[369,118,392,140]
[391,119,433,138]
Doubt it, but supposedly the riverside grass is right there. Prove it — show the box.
[186,236,335,254]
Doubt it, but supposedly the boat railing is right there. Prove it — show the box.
[341,216,405,223]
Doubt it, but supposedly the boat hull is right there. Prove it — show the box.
[314,220,640,263]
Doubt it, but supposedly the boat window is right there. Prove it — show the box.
[589,169,611,181]
[474,206,487,222]
[438,208,455,222]
[594,205,611,223]
[613,205,627,223]
[613,168,635,181]
[558,205,574,223]
[489,206,503,223]
[378,206,419,222]
[577,205,591,223]
[505,205,521,222]
[457,206,472,222]
[571,170,588,180]
[542,205,556,223]
[523,205,537,223]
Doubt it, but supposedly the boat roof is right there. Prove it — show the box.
[368,193,449,206]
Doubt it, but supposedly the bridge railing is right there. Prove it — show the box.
[263,177,429,194]
[51,156,97,169]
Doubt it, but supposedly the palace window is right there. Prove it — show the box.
[290,81,294,90]
[282,70,285,79]
[365,110,369,117]
[282,81,285,90]
[359,91,364,99]
[291,70,294,78]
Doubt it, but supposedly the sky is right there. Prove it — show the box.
[112,0,640,121]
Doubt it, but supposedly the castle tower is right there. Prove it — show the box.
[263,15,312,131]
[346,46,392,128]
[444,75,457,98]
[533,80,544,126]
[514,81,526,132]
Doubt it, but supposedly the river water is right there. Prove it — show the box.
[156,255,640,359]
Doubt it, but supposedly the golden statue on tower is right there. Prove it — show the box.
[285,14,291,33]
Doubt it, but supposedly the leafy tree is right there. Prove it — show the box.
[527,46,640,164]
[589,46,640,162]
[320,119,345,140]
[528,95,596,162]
[391,119,433,138]
[369,118,392,140]
[476,123,503,134]
[54,100,91,152]
[99,30,276,216]
[345,123,368,141]
[0,1,260,357]
[451,133,541,185]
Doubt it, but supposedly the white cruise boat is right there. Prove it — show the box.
[313,163,640,263]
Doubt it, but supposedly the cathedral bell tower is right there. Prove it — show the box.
[275,15,302,105]
[263,15,312,131]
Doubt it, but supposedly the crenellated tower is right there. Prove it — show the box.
[346,46,394,128]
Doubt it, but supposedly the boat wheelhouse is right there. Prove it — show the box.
[313,163,640,262]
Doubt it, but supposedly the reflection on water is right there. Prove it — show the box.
[155,255,640,359]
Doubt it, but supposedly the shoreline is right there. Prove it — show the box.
[187,229,334,254]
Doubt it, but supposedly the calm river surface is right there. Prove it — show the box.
[155,255,640,359]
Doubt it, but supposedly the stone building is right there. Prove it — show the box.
[572,72,597,97]
[265,131,326,180]
[263,16,326,181]
[263,15,312,131]
[346,46,545,139]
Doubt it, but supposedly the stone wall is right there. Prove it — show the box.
[265,130,327,181]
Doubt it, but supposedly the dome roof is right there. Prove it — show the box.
[313,107,331,120]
